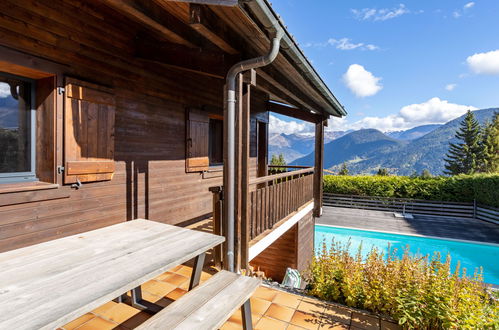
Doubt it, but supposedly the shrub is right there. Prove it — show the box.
[323,174,499,207]
[306,241,499,329]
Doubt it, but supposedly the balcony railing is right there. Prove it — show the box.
[248,167,314,239]
[210,166,314,269]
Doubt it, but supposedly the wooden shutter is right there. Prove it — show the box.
[186,108,209,172]
[64,77,115,184]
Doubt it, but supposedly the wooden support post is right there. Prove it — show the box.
[209,186,223,269]
[241,79,252,270]
[234,74,243,272]
[313,119,326,217]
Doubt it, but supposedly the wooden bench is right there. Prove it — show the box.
[136,270,261,330]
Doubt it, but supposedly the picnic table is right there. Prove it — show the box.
[0,219,224,330]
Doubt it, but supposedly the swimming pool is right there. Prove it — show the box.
[315,225,499,285]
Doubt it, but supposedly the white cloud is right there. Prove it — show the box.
[269,114,313,135]
[343,64,383,98]
[464,2,475,9]
[352,4,409,21]
[466,50,499,75]
[445,83,457,91]
[336,98,477,132]
[269,98,476,135]
[305,38,379,51]
[330,38,364,50]
[452,11,461,18]
[0,83,11,98]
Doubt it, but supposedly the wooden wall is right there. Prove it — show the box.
[0,0,268,252]
[250,209,314,283]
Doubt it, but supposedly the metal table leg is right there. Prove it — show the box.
[189,252,206,290]
[241,299,253,330]
[130,287,163,314]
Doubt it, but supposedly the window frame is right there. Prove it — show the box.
[0,71,37,184]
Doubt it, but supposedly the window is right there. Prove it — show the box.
[0,72,36,183]
[208,118,223,166]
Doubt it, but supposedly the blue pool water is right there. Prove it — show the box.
[315,225,499,285]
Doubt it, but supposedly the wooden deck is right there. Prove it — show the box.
[318,206,499,244]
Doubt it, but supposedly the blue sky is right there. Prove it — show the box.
[269,0,499,134]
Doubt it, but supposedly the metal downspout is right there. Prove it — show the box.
[225,29,284,273]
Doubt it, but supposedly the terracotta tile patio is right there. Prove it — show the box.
[59,265,401,330]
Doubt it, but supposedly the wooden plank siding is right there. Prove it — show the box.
[0,0,272,252]
[249,209,314,283]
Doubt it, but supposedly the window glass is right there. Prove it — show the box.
[208,118,223,166]
[0,74,34,179]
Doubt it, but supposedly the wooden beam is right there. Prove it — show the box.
[136,38,237,79]
[267,101,323,123]
[190,4,239,55]
[313,120,326,217]
[256,69,324,116]
[101,0,197,48]
[173,0,238,6]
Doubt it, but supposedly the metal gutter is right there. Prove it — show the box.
[241,0,347,117]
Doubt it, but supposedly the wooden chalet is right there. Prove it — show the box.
[0,0,346,285]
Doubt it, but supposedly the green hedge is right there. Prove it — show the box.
[323,174,499,208]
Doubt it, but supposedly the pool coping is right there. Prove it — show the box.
[315,223,499,248]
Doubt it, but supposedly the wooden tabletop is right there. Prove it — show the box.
[0,219,225,330]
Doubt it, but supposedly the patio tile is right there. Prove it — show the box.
[175,265,194,277]
[98,303,140,324]
[61,313,94,330]
[351,312,380,330]
[141,280,176,297]
[227,309,261,326]
[290,310,322,330]
[168,265,183,273]
[118,311,151,329]
[264,303,295,322]
[298,298,326,315]
[255,316,288,330]
[287,325,308,330]
[318,321,350,329]
[253,286,278,301]
[161,273,189,286]
[322,305,352,324]
[91,301,118,316]
[273,291,302,309]
[165,287,188,300]
[250,297,272,315]
[220,320,245,330]
[154,271,175,281]
[74,317,116,330]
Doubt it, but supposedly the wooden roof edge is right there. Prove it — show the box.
[239,0,347,118]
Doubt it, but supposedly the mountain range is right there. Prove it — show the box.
[272,108,497,175]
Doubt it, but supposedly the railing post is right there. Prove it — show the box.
[209,186,224,270]
[313,119,326,217]
[473,199,477,219]
[240,78,252,270]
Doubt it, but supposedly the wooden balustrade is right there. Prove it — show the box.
[248,168,314,239]
[209,167,314,269]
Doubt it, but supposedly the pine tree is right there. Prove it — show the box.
[376,168,389,176]
[480,112,499,173]
[270,153,287,173]
[338,163,349,175]
[444,110,482,175]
